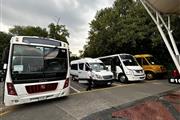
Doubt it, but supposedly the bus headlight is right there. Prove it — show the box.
[126,69,134,75]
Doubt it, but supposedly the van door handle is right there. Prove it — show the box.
[78,72,81,73]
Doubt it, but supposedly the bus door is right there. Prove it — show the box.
[111,57,117,79]
[112,56,123,79]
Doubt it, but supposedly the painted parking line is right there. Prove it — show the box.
[70,83,132,96]
[0,110,11,116]
[70,86,81,93]
[0,106,16,117]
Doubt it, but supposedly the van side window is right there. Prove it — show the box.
[79,63,84,70]
[142,58,148,65]
[85,63,90,71]
[136,58,142,66]
[71,64,78,70]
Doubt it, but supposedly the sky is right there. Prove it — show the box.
[0,0,115,56]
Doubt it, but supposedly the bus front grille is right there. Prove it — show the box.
[25,83,58,94]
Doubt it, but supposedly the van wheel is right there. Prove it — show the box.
[146,72,155,80]
[118,74,128,83]
[71,76,75,81]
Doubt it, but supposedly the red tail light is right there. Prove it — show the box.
[63,78,69,89]
[7,83,17,96]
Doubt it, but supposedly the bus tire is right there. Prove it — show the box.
[146,71,155,80]
[118,74,128,83]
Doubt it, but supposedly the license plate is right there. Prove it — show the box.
[38,96,46,101]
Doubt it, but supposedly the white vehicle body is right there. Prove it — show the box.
[2,36,70,106]
[70,58,113,85]
[98,54,145,82]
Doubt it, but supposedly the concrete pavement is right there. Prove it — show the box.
[0,80,180,120]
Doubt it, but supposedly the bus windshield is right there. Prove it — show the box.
[120,55,138,66]
[89,63,106,72]
[146,56,160,65]
[11,44,68,84]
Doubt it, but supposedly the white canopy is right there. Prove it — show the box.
[146,0,180,14]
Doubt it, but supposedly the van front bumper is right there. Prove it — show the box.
[126,75,145,81]
[93,79,113,85]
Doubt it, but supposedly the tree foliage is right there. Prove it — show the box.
[48,23,69,43]
[0,32,12,63]
[9,23,69,43]
[9,26,48,37]
[83,0,180,68]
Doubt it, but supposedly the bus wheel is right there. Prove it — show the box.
[118,74,127,83]
[146,72,154,80]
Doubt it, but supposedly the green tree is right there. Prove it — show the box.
[83,0,180,68]
[48,23,69,43]
[9,23,70,44]
[9,26,48,37]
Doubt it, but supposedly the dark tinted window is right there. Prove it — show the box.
[100,58,111,65]
[23,37,61,46]
[79,63,84,70]
[146,57,160,65]
[136,58,142,66]
[85,63,90,71]
[113,56,121,66]
[120,55,138,66]
[71,64,78,70]
[142,58,148,65]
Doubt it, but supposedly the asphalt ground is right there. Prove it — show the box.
[0,79,179,120]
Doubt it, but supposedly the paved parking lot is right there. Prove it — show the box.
[0,79,179,120]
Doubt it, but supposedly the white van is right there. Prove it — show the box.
[70,58,114,86]
[98,54,145,83]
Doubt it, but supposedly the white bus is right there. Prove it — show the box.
[1,36,70,106]
[98,54,145,83]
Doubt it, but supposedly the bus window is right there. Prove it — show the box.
[120,55,138,66]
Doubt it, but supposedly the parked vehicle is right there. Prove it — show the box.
[98,54,145,83]
[2,36,70,106]
[134,54,167,80]
[70,58,114,86]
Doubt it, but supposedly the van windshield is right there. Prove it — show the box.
[120,55,138,66]
[89,63,106,72]
[146,57,160,65]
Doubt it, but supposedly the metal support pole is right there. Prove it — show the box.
[140,0,180,73]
